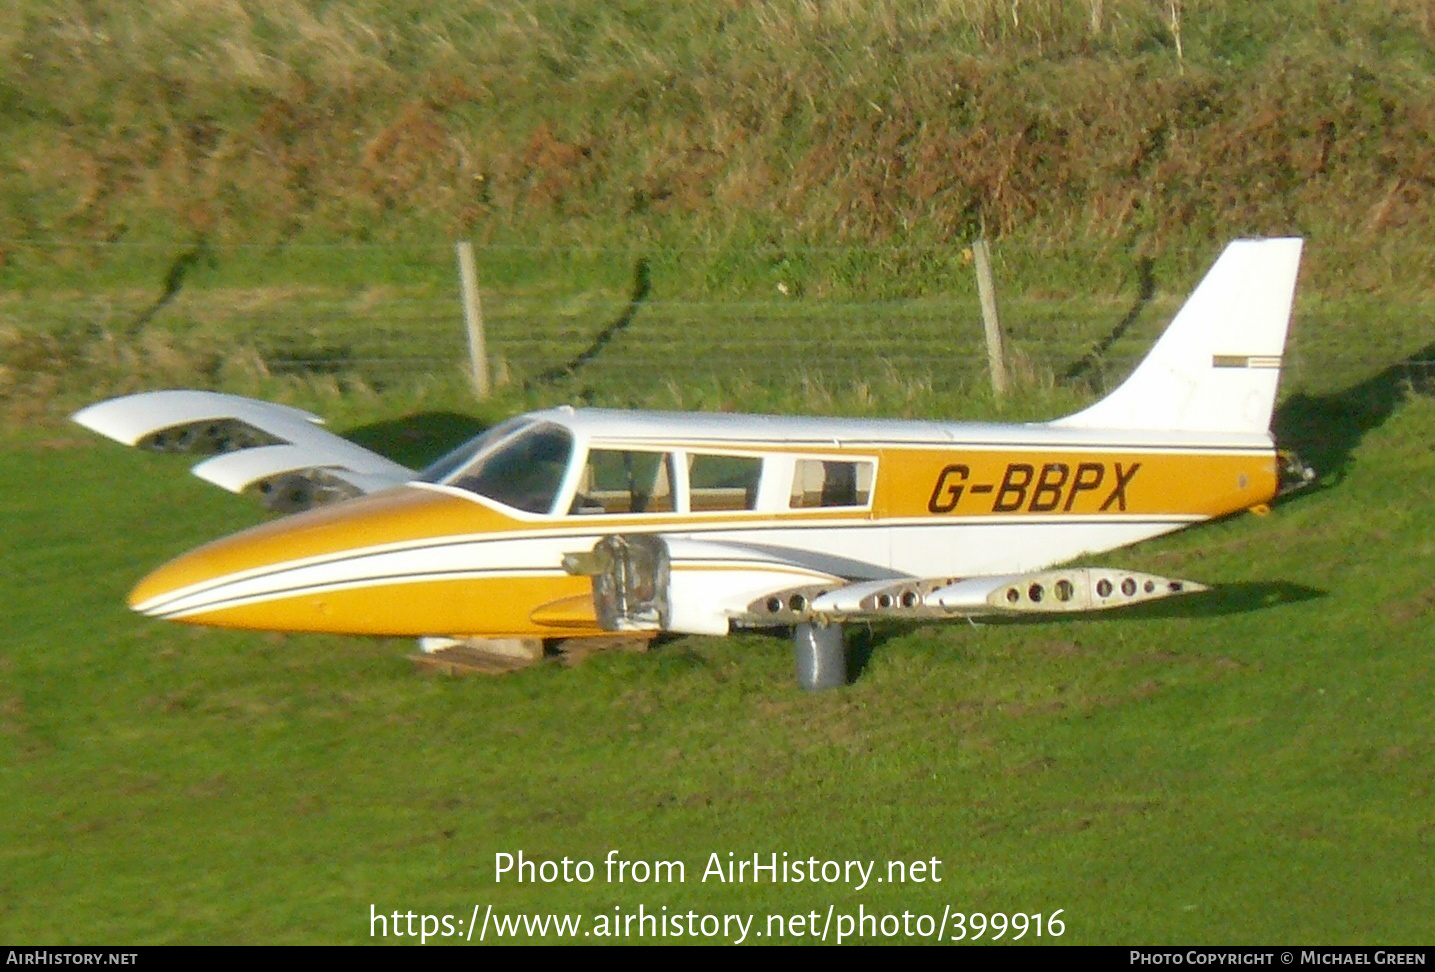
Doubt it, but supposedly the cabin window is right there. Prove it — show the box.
[790,459,874,509]
[441,423,573,515]
[688,454,762,512]
[570,450,676,515]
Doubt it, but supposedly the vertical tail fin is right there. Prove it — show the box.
[1056,238,1303,434]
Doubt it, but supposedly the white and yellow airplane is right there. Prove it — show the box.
[74,238,1309,688]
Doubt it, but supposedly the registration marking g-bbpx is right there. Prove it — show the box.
[927,461,1142,515]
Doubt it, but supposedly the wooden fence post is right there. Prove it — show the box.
[456,240,490,398]
[972,238,1010,397]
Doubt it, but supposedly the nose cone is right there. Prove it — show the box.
[128,486,508,634]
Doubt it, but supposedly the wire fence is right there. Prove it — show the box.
[1,240,1429,403]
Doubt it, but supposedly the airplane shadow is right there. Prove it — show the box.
[1273,342,1434,492]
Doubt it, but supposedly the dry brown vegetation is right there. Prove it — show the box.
[1,1,1429,254]
[1,2,1429,424]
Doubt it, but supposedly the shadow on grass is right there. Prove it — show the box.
[837,580,1325,682]
[1061,255,1156,392]
[848,625,880,682]
[341,411,490,469]
[124,236,215,336]
[529,257,651,388]
[1274,342,1434,491]
[1050,580,1327,622]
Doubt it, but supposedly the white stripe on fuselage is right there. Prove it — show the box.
[134,512,1204,620]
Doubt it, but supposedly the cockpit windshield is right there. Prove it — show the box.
[415,418,531,485]
[419,420,573,515]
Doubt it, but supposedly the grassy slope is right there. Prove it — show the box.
[1,2,1431,289]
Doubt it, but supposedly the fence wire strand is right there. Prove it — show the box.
[1,240,1429,401]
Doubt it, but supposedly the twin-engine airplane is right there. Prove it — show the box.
[75,238,1309,688]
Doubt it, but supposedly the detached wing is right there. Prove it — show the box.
[72,390,413,512]
[559,533,1207,636]
[734,567,1207,627]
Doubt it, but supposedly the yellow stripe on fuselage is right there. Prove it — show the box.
[170,573,601,639]
[874,447,1276,519]
[128,486,511,611]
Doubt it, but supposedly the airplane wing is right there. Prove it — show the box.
[733,567,1206,626]
[562,533,1206,636]
[72,391,413,512]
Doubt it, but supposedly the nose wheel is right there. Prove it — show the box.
[793,622,848,690]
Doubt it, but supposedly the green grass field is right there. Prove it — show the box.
[2,300,1431,943]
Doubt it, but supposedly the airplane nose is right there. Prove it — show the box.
[125,485,504,633]
[128,549,221,617]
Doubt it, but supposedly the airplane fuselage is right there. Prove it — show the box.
[127,408,1278,639]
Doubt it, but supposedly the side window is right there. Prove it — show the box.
[790,459,874,509]
[688,454,762,512]
[570,450,675,515]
